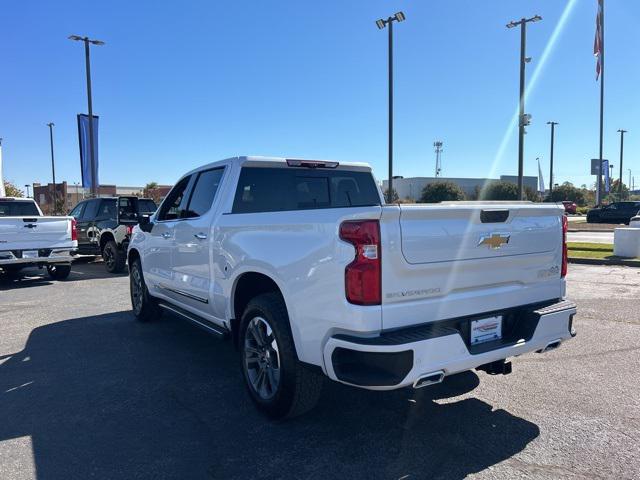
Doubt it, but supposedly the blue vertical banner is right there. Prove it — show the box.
[77,114,99,190]
[602,159,610,193]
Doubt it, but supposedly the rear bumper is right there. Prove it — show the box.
[323,299,577,390]
[0,249,76,267]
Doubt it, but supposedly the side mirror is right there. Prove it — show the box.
[139,214,153,233]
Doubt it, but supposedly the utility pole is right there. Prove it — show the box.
[507,15,542,200]
[47,123,57,214]
[434,141,443,177]
[376,12,406,203]
[547,122,558,198]
[69,35,104,198]
[617,129,627,200]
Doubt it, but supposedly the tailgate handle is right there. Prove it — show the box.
[22,218,38,222]
[480,210,509,223]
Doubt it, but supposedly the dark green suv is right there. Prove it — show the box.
[586,201,640,224]
[68,196,157,273]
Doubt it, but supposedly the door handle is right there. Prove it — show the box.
[161,232,172,239]
[194,233,208,240]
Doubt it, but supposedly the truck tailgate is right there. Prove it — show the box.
[0,216,74,250]
[380,203,565,330]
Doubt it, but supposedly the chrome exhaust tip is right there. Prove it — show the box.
[413,370,445,389]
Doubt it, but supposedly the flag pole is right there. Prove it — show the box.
[597,0,605,206]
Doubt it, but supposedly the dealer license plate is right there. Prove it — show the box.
[470,316,503,345]
[22,250,39,259]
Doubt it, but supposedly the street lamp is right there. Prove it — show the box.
[506,14,542,200]
[68,35,105,198]
[24,184,31,198]
[546,122,558,199]
[617,129,627,200]
[375,11,406,203]
[47,122,57,214]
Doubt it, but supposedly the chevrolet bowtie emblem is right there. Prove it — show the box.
[478,233,510,249]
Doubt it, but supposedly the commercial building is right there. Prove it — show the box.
[31,182,172,214]
[381,175,538,201]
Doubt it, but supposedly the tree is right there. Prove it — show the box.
[549,183,586,206]
[604,179,629,202]
[144,182,162,203]
[523,186,541,202]
[3,180,24,197]
[479,181,519,200]
[420,181,465,203]
[384,188,399,203]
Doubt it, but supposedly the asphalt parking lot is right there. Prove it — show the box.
[1,262,639,480]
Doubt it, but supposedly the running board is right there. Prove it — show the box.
[157,302,228,338]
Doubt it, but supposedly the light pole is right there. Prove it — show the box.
[376,11,406,203]
[547,122,558,199]
[47,122,57,214]
[69,35,104,198]
[25,185,31,198]
[617,129,627,200]
[507,15,542,200]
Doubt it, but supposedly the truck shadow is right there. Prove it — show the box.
[0,311,539,480]
[0,259,125,290]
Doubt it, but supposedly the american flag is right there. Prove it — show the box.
[594,0,603,80]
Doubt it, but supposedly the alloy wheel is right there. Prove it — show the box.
[131,266,143,314]
[244,316,281,400]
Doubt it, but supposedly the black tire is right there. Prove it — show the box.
[47,264,71,280]
[2,266,22,279]
[129,258,161,322]
[239,293,323,419]
[103,240,126,273]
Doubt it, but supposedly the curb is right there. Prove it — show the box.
[568,257,640,267]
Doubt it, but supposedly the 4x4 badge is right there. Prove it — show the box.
[478,233,510,249]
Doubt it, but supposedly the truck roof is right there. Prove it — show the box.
[0,197,35,202]
[183,156,372,178]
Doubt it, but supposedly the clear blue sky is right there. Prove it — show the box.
[1,0,639,193]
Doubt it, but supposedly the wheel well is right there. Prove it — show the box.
[231,272,283,347]
[128,248,140,270]
[99,232,115,252]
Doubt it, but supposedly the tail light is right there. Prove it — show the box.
[561,214,568,277]
[71,218,78,242]
[339,220,381,305]
[126,225,134,236]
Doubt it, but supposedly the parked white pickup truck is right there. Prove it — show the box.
[0,197,77,279]
[128,156,576,419]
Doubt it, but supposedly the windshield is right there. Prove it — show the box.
[0,200,40,217]
[138,199,157,213]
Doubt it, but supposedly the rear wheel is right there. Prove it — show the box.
[2,266,22,279]
[130,258,161,322]
[47,264,71,280]
[239,293,323,419]
[103,240,126,273]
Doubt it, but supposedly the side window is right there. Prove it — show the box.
[157,176,191,221]
[80,200,99,221]
[69,202,85,219]
[96,200,117,221]
[182,168,225,218]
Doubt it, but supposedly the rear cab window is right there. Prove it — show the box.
[0,200,40,217]
[232,167,381,214]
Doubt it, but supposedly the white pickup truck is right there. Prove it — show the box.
[0,197,77,280]
[128,156,576,419]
